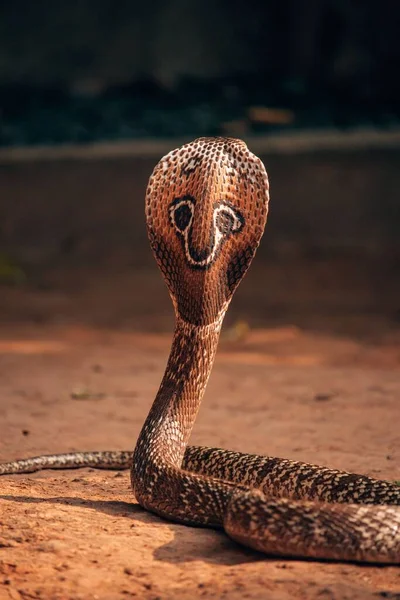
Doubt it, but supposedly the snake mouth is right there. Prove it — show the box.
[169,196,244,270]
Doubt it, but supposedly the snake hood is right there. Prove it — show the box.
[145,137,269,326]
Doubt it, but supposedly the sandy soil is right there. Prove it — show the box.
[0,265,400,600]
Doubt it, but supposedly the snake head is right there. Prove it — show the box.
[146,137,269,326]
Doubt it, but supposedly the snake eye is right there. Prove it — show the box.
[215,205,243,237]
[170,199,194,233]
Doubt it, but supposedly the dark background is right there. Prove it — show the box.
[0,0,399,143]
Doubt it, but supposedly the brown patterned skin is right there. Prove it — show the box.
[1,137,400,563]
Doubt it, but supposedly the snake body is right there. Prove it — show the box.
[1,137,399,563]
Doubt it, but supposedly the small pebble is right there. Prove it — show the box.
[314,393,334,402]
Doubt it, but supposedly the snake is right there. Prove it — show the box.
[1,137,399,563]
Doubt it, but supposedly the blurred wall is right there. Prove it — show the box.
[1,147,399,266]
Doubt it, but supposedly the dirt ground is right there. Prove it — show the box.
[0,262,400,600]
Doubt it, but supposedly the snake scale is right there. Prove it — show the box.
[1,137,399,563]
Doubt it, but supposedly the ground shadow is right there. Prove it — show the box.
[0,492,264,566]
[1,493,389,570]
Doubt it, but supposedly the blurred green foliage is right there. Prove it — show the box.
[0,253,26,285]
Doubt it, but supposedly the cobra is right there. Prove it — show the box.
[1,137,399,563]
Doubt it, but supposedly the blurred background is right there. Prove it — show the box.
[1,0,400,143]
[0,0,399,333]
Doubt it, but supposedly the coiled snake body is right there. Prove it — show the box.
[1,138,399,562]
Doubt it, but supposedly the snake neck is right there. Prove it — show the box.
[133,313,224,472]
